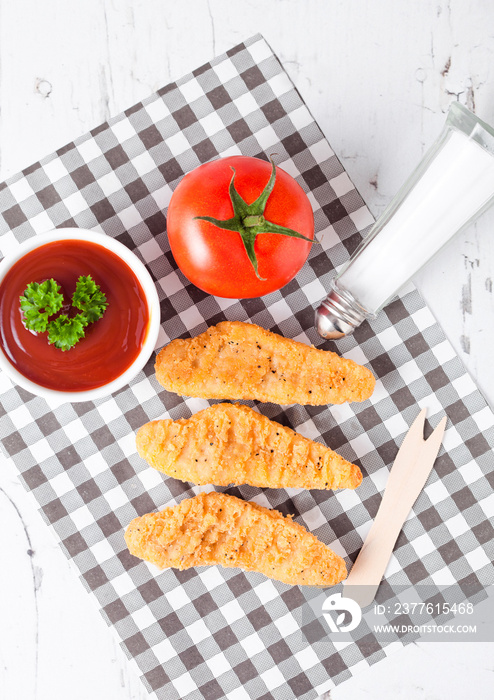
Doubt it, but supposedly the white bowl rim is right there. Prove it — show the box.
[0,228,161,402]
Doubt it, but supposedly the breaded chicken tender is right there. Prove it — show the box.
[125,491,347,587]
[155,321,374,405]
[137,403,362,490]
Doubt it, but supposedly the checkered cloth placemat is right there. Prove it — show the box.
[0,35,493,700]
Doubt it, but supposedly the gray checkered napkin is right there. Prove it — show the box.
[0,34,493,700]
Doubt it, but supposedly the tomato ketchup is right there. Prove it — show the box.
[0,239,149,392]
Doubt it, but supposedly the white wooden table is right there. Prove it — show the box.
[1,1,493,698]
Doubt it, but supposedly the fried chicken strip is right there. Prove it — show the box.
[137,403,362,490]
[155,321,375,405]
[125,491,347,587]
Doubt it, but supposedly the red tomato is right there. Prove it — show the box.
[166,156,315,298]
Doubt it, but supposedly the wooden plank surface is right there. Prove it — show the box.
[1,1,493,699]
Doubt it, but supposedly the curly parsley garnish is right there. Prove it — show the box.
[72,275,108,323]
[19,279,64,333]
[19,275,108,351]
[47,313,89,351]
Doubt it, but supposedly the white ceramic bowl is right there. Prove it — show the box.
[0,228,161,402]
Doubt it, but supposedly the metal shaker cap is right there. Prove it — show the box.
[315,285,367,339]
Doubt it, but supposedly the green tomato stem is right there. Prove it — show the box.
[193,157,315,278]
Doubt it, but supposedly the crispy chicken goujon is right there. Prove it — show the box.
[137,403,362,490]
[125,491,347,587]
[155,321,375,405]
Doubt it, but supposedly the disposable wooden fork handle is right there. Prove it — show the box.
[345,518,404,589]
[345,471,430,590]
[344,416,447,606]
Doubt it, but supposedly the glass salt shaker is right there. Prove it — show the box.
[316,102,494,339]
